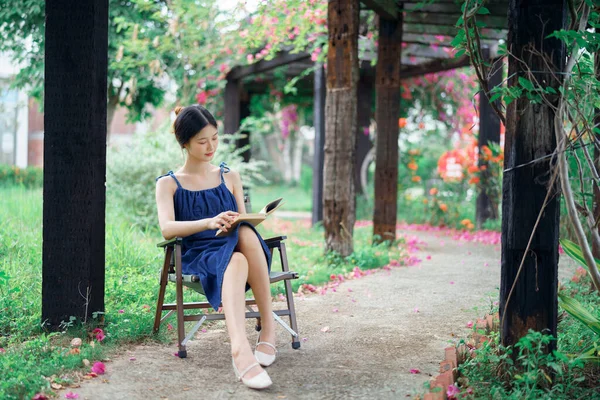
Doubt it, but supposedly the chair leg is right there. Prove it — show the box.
[153,246,172,333]
[279,243,300,349]
[174,244,187,358]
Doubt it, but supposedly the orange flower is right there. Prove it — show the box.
[408,149,420,156]
[461,218,472,226]
[480,165,487,171]
[481,146,493,160]
[411,175,422,182]
[407,162,418,171]
[439,203,448,212]
[423,198,429,204]
[469,176,480,185]
[418,122,425,129]
[467,165,479,174]
[429,188,438,196]
[467,222,475,230]
[398,118,407,128]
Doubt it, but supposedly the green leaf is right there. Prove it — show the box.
[518,76,535,91]
[477,6,491,15]
[558,293,600,337]
[559,238,600,272]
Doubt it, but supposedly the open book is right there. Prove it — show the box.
[215,197,285,237]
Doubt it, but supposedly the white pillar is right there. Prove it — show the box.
[15,91,28,167]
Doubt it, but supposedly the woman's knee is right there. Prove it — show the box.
[229,251,248,271]
[238,225,259,247]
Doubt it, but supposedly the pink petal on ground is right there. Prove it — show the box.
[449,281,455,285]
[118,309,124,314]
[426,255,431,260]
[466,321,473,328]
[64,392,79,399]
[302,337,308,342]
[91,361,106,375]
[413,307,419,313]
[33,394,49,400]
[447,384,460,398]
[129,357,136,361]
[410,368,421,374]
[484,262,489,267]
[167,323,173,331]
[332,308,339,313]
[173,352,179,357]
[348,288,353,292]
[201,328,207,333]
[320,326,330,333]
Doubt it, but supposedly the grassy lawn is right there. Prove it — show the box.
[249,184,312,212]
[0,185,406,399]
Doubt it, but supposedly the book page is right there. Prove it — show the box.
[215,213,267,237]
[259,197,285,215]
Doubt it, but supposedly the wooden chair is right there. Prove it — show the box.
[153,191,301,358]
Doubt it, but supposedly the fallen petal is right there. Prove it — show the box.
[64,392,79,399]
[409,368,421,374]
[320,326,330,333]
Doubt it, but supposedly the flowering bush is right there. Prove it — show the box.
[0,164,43,188]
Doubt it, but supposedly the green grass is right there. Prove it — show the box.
[0,185,405,399]
[249,184,312,212]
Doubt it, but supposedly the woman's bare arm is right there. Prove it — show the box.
[155,176,238,239]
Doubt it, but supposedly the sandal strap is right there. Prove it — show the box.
[256,341,278,353]
[239,362,261,378]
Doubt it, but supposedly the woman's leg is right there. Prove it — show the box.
[222,251,264,378]
[236,226,276,355]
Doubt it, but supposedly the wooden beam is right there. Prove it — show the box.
[404,23,507,40]
[399,55,471,79]
[404,2,508,16]
[227,51,310,81]
[404,11,507,30]
[361,0,397,20]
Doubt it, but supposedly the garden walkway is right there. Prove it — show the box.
[75,227,506,399]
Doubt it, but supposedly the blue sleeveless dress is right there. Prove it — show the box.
[157,162,271,310]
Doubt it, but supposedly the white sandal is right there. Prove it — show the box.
[254,335,278,367]
[232,358,272,390]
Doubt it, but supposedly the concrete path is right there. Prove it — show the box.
[74,229,506,399]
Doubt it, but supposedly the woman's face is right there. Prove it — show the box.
[185,125,218,161]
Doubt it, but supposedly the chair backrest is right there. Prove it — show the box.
[243,186,252,213]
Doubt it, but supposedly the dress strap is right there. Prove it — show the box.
[155,170,182,189]
[219,162,230,184]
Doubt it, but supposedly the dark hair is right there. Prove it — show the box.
[172,105,218,147]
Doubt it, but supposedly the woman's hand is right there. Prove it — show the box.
[208,211,239,232]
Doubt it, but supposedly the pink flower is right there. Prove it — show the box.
[409,368,421,374]
[0,348,5,353]
[91,361,106,375]
[118,309,124,314]
[447,384,460,398]
[33,394,49,400]
[96,332,105,342]
[64,392,79,399]
[167,323,173,331]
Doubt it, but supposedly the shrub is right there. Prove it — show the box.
[106,123,268,231]
[0,164,43,188]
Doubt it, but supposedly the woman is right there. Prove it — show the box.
[155,105,276,390]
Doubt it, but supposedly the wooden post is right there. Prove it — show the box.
[593,52,600,260]
[42,0,108,328]
[312,64,326,226]
[476,55,502,229]
[224,78,241,135]
[356,67,374,197]
[373,15,402,244]
[500,0,566,350]
[323,0,359,256]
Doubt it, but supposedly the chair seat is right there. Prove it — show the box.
[167,270,298,295]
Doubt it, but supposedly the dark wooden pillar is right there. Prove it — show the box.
[500,0,566,350]
[593,52,600,260]
[373,15,402,244]
[312,64,326,226]
[42,0,108,328]
[323,0,359,256]
[476,56,502,229]
[356,67,374,197]
[224,78,241,135]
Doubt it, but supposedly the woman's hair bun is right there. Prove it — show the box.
[174,106,184,116]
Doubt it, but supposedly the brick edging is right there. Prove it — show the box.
[422,313,499,400]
